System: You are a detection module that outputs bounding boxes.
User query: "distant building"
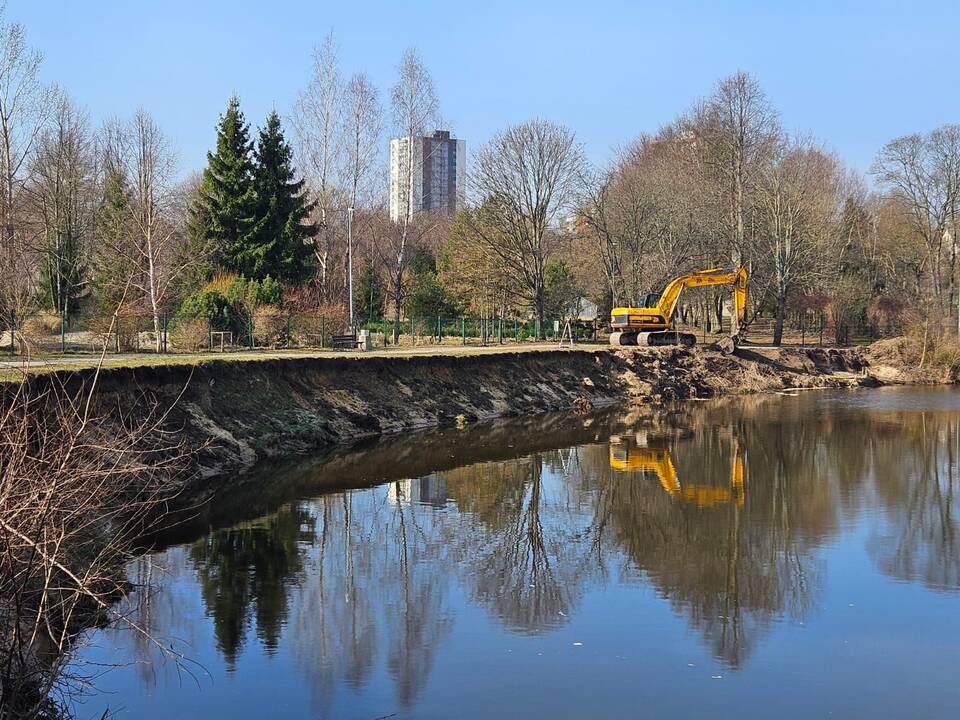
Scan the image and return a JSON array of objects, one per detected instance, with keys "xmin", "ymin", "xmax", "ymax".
[{"xmin": 389, "ymin": 130, "xmax": 465, "ymax": 221}]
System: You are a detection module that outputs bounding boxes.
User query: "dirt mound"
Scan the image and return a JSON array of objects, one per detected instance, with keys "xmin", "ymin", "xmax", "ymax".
[
  {"xmin": 612, "ymin": 345, "xmax": 873, "ymax": 402},
  {"xmin": 863, "ymin": 337, "xmax": 950, "ymax": 384}
]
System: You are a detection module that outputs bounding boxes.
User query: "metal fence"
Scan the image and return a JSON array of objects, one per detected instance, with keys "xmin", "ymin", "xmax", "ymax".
[
  {"xmin": 1, "ymin": 310, "xmax": 598, "ymax": 357},
  {"xmin": 0, "ymin": 307, "xmax": 893, "ymax": 358}
]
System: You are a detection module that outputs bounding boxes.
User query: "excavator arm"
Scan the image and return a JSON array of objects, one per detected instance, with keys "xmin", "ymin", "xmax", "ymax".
[
  {"xmin": 656, "ymin": 267, "xmax": 748, "ymax": 326},
  {"xmin": 609, "ymin": 440, "xmax": 746, "ymax": 508}
]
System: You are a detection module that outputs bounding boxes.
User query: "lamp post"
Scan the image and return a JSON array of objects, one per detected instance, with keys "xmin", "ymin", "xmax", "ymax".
[{"xmin": 347, "ymin": 206, "xmax": 355, "ymax": 332}]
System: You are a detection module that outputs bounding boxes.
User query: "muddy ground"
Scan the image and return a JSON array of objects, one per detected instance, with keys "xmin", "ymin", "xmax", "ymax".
[{"xmin": 3, "ymin": 342, "xmax": 942, "ymax": 483}]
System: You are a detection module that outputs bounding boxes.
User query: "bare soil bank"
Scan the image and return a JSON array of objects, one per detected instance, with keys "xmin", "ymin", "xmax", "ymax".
[{"xmin": 5, "ymin": 343, "xmax": 936, "ymax": 481}]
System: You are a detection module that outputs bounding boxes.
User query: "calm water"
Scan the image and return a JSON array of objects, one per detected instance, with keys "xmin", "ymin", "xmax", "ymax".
[{"xmin": 72, "ymin": 388, "xmax": 960, "ymax": 719}]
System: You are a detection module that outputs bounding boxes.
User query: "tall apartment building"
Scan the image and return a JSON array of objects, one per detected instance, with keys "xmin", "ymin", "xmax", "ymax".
[{"xmin": 389, "ymin": 130, "xmax": 465, "ymax": 222}]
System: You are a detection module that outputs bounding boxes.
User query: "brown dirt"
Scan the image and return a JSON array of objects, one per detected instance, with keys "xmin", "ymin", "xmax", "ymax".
[{"xmin": 1, "ymin": 341, "xmax": 940, "ymax": 485}]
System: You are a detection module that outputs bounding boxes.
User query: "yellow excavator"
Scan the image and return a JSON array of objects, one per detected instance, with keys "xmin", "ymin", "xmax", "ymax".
[
  {"xmin": 609, "ymin": 435, "xmax": 745, "ymax": 508},
  {"xmin": 609, "ymin": 267, "xmax": 748, "ymax": 348}
]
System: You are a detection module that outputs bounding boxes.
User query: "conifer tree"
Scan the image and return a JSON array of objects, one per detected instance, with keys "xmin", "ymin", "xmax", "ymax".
[
  {"xmin": 187, "ymin": 96, "xmax": 256, "ymax": 277},
  {"xmin": 92, "ymin": 166, "xmax": 137, "ymax": 312},
  {"xmin": 248, "ymin": 111, "xmax": 316, "ymax": 283}
]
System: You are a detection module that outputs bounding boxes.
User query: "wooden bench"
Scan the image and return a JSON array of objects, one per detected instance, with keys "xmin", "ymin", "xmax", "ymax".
[{"xmin": 331, "ymin": 333, "xmax": 357, "ymax": 350}]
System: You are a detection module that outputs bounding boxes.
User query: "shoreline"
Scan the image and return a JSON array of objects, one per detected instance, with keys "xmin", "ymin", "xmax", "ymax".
[{"xmin": 3, "ymin": 342, "xmax": 937, "ymax": 489}]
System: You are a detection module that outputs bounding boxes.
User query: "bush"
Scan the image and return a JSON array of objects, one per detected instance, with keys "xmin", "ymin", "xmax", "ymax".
[
  {"xmin": 17, "ymin": 313, "xmax": 60, "ymax": 353},
  {"xmin": 180, "ymin": 274, "xmax": 284, "ymax": 337},
  {"xmin": 180, "ymin": 289, "xmax": 233, "ymax": 326},
  {"xmin": 253, "ymin": 306, "xmax": 287, "ymax": 347},
  {"xmin": 866, "ymin": 295, "xmax": 913, "ymax": 335},
  {"xmin": 170, "ymin": 317, "xmax": 209, "ymax": 351}
]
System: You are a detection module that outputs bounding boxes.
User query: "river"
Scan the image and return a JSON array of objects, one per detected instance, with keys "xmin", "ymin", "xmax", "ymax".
[{"xmin": 70, "ymin": 387, "xmax": 960, "ymax": 719}]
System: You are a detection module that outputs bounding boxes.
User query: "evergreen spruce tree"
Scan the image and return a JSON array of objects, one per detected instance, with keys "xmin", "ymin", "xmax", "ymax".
[
  {"xmin": 187, "ymin": 96, "xmax": 257, "ymax": 277},
  {"xmin": 248, "ymin": 111, "xmax": 316, "ymax": 283},
  {"xmin": 92, "ymin": 167, "xmax": 137, "ymax": 312}
]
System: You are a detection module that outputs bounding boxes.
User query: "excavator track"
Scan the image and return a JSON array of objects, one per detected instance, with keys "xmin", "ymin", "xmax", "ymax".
[{"xmin": 610, "ymin": 331, "xmax": 696, "ymax": 347}]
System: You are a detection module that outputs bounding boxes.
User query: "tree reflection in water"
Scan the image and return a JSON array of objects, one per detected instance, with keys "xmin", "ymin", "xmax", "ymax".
[
  {"xmin": 112, "ymin": 389, "xmax": 960, "ymax": 713},
  {"xmin": 445, "ymin": 452, "xmax": 600, "ymax": 634},
  {"xmin": 868, "ymin": 412, "xmax": 960, "ymax": 589},
  {"xmin": 189, "ymin": 504, "xmax": 316, "ymax": 667}
]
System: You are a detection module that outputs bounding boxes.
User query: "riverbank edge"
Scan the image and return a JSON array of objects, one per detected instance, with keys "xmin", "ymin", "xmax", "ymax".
[{"xmin": 3, "ymin": 342, "xmax": 936, "ymax": 490}]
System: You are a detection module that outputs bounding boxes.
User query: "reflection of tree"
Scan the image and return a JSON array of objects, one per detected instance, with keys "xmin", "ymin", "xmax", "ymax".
[
  {"xmin": 446, "ymin": 454, "xmax": 599, "ymax": 634},
  {"xmin": 591, "ymin": 414, "xmax": 831, "ymax": 667},
  {"xmin": 869, "ymin": 413, "xmax": 960, "ymax": 589},
  {"xmin": 284, "ymin": 480, "xmax": 457, "ymax": 715},
  {"xmin": 384, "ymin": 485, "xmax": 453, "ymax": 707},
  {"xmin": 188, "ymin": 504, "xmax": 315, "ymax": 667}
]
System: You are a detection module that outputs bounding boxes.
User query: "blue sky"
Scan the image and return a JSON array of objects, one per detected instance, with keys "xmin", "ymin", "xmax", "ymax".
[{"xmin": 10, "ymin": 0, "xmax": 959, "ymax": 179}]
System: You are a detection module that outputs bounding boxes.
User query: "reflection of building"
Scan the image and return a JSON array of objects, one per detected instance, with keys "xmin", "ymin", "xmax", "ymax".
[
  {"xmin": 386, "ymin": 475, "xmax": 448, "ymax": 507},
  {"xmin": 389, "ymin": 130, "xmax": 466, "ymax": 221}
]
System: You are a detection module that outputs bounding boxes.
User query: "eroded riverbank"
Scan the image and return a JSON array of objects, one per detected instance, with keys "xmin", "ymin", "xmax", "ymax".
[{"xmin": 1, "ymin": 342, "xmax": 941, "ymax": 484}]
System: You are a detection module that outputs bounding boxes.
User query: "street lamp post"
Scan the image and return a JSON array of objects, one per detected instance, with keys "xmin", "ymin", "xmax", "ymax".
[{"xmin": 347, "ymin": 206, "xmax": 355, "ymax": 333}]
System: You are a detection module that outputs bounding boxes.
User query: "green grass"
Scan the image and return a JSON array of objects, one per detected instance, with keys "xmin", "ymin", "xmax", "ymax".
[{"xmin": 0, "ymin": 343, "xmax": 608, "ymax": 382}]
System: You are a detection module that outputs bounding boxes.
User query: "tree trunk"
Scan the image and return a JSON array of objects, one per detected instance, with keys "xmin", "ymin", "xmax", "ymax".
[
  {"xmin": 146, "ymin": 232, "xmax": 161, "ymax": 352},
  {"xmin": 392, "ymin": 272, "xmax": 402, "ymax": 345},
  {"xmin": 535, "ymin": 285, "xmax": 546, "ymax": 340},
  {"xmin": 772, "ymin": 293, "xmax": 786, "ymax": 346}
]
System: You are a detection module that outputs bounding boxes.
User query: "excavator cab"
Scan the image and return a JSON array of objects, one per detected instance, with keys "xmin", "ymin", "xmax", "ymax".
[{"xmin": 639, "ymin": 291, "xmax": 660, "ymax": 309}]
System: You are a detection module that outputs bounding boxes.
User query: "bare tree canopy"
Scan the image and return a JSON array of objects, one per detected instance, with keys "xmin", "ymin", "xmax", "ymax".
[
  {"xmin": 465, "ymin": 119, "xmax": 586, "ymax": 335},
  {"xmin": 872, "ymin": 125, "xmax": 960, "ymax": 309},
  {"xmin": 0, "ymin": 7, "xmax": 56, "ymax": 316}
]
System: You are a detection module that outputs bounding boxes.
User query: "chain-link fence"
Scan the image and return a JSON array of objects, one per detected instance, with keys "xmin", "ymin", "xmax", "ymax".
[
  {"xmin": 1, "ymin": 310, "xmax": 601, "ymax": 357},
  {"xmin": 1, "ymin": 306, "xmax": 895, "ymax": 359},
  {"xmin": 673, "ymin": 312, "xmax": 896, "ymax": 348}
]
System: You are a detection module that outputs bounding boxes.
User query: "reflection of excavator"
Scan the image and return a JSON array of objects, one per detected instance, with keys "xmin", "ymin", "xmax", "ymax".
[
  {"xmin": 609, "ymin": 435, "xmax": 745, "ymax": 508},
  {"xmin": 609, "ymin": 267, "xmax": 748, "ymax": 348}
]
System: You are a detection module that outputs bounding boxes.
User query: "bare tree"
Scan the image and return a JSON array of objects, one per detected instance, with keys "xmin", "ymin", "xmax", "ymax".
[
  {"xmin": 384, "ymin": 47, "xmax": 439, "ymax": 342},
  {"xmin": 101, "ymin": 111, "xmax": 187, "ymax": 350},
  {"xmin": 0, "ymin": 371, "xmax": 190, "ymax": 719},
  {"xmin": 468, "ymin": 119, "xmax": 586, "ymax": 336},
  {"xmin": 26, "ymin": 96, "xmax": 96, "ymax": 323},
  {"xmin": 756, "ymin": 137, "xmax": 842, "ymax": 344},
  {"xmin": 364, "ymin": 209, "xmax": 443, "ymax": 344},
  {"xmin": 390, "ymin": 48, "xmax": 438, "ymax": 222},
  {"xmin": 294, "ymin": 31, "xmax": 344, "ymax": 300},
  {"xmin": 872, "ymin": 125, "xmax": 960, "ymax": 321},
  {"xmin": 0, "ymin": 8, "xmax": 56, "ymax": 320},
  {"xmin": 339, "ymin": 72, "xmax": 382, "ymax": 208},
  {"xmin": 698, "ymin": 71, "xmax": 780, "ymax": 262},
  {"xmin": 693, "ymin": 72, "xmax": 779, "ymax": 332}
]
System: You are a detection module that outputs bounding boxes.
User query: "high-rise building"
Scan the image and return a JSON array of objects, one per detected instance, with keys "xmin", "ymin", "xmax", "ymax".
[{"xmin": 389, "ymin": 130, "xmax": 465, "ymax": 221}]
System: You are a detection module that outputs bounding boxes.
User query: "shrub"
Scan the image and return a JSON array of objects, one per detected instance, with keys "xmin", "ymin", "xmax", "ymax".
[
  {"xmin": 180, "ymin": 274, "xmax": 284, "ymax": 338},
  {"xmin": 866, "ymin": 295, "xmax": 913, "ymax": 335},
  {"xmin": 170, "ymin": 317, "xmax": 209, "ymax": 351},
  {"xmin": 253, "ymin": 306, "xmax": 287, "ymax": 347},
  {"xmin": 179, "ymin": 289, "xmax": 232, "ymax": 327},
  {"xmin": 17, "ymin": 313, "xmax": 60, "ymax": 353}
]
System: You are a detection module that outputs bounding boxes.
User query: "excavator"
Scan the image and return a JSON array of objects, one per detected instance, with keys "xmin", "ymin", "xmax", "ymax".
[
  {"xmin": 609, "ymin": 267, "xmax": 748, "ymax": 348},
  {"xmin": 609, "ymin": 434, "xmax": 745, "ymax": 508}
]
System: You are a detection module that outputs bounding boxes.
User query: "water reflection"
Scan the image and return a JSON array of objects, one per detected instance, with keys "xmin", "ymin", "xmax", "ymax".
[
  {"xmin": 190, "ymin": 505, "xmax": 316, "ymax": 666},
  {"xmin": 85, "ymin": 389, "xmax": 960, "ymax": 719},
  {"xmin": 596, "ymin": 412, "xmax": 822, "ymax": 667}
]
